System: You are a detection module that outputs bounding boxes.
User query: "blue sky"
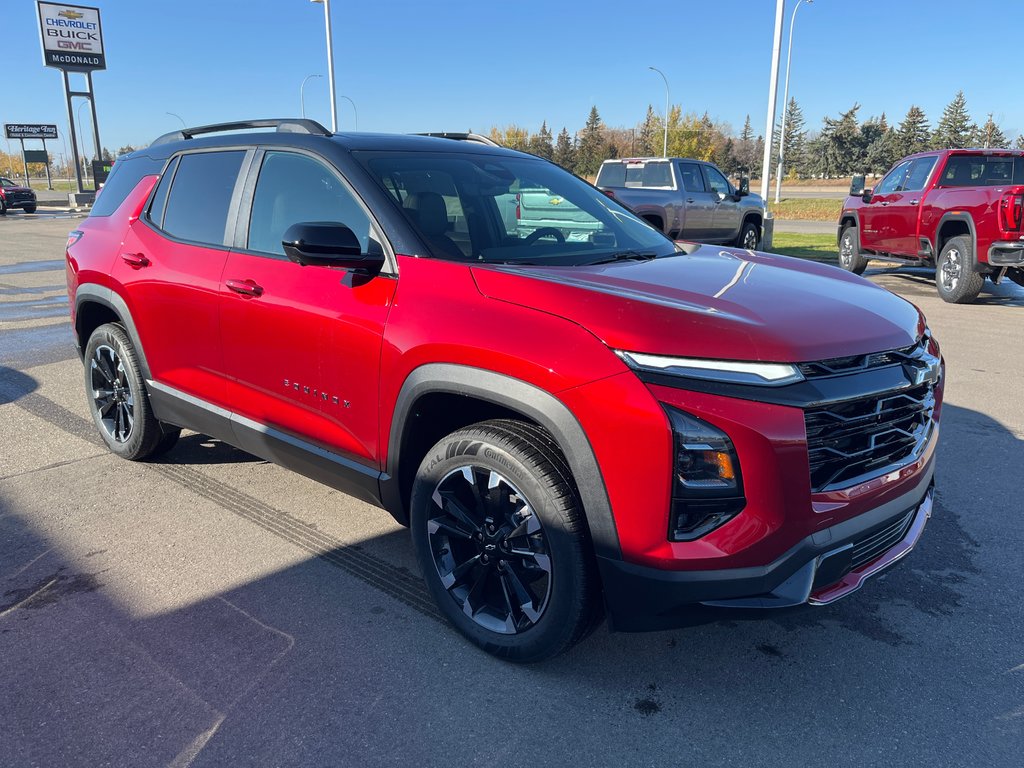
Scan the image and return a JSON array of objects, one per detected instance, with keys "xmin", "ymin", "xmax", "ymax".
[{"xmin": 2, "ymin": 0, "xmax": 1019, "ymax": 159}]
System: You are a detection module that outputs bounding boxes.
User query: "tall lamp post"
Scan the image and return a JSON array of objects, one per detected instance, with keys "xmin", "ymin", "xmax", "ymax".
[
  {"xmin": 760, "ymin": 0, "xmax": 785, "ymax": 201},
  {"xmin": 338, "ymin": 95, "xmax": 358, "ymax": 130},
  {"xmin": 773, "ymin": 0, "xmax": 813, "ymax": 204},
  {"xmin": 648, "ymin": 66, "xmax": 670, "ymax": 157},
  {"xmin": 300, "ymin": 74, "xmax": 323, "ymax": 118},
  {"xmin": 310, "ymin": 0, "xmax": 338, "ymax": 132}
]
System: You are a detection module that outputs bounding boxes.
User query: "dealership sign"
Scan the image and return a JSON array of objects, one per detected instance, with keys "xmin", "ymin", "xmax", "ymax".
[
  {"xmin": 5, "ymin": 124, "xmax": 59, "ymax": 140},
  {"xmin": 37, "ymin": 2, "xmax": 105, "ymax": 71}
]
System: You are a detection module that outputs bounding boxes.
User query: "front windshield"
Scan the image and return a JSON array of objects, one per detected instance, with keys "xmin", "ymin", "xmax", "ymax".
[
  {"xmin": 0, "ymin": 178, "xmax": 15, "ymax": 187},
  {"xmin": 355, "ymin": 151, "xmax": 676, "ymax": 265}
]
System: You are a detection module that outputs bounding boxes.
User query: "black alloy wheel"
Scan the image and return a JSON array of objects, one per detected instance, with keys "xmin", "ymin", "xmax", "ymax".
[
  {"xmin": 411, "ymin": 420, "xmax": 601, "ymax": 662},
  {"xmin": 90, "ymin": 342, "xmax": 135, "ymax": 444},
  {"xmin": 426, "ymin": 465, "xmax": 552, "ymax": 635}
]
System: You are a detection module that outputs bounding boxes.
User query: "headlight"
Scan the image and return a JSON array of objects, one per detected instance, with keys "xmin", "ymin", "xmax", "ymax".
[
  {"xmin": 617, "ymin": 350, "xmax": 803, "ymax": 387},
  {"xmin": 665, "ymin": 407, "xmax": 745, "ymax": 541}
]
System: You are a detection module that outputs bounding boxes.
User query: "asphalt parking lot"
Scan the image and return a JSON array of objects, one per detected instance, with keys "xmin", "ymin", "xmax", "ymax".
[{"xmin": 1, "ymin": 216, "xmax": 1021, "ymax": 767}]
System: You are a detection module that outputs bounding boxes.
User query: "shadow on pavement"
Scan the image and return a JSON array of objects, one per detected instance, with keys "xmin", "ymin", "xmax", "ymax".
[
  {"xmin": 0, "ymin": 403, "xmax": 1021, "ymax": 766},
  {"xmin": 0, "ymin": 366, "xmax": 38, "ymax": 405}
]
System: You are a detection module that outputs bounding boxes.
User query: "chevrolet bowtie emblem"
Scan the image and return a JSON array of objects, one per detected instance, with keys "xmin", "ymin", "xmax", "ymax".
[
  {"xmin": 549, "ymin": 197, "xmax": 562, "ymax": 205},
  {"xmin": 902, "ymin": 353, "xmax": 940, "ymax": 387},
  {"xmin": 58, "ymin": 9, "xmax": 85, "ymax": 19}
]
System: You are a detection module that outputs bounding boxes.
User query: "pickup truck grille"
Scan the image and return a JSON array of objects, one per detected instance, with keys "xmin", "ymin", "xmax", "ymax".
[{"xmin": 804, "ymin": 382, "xmax": 936, "ymax": 492}]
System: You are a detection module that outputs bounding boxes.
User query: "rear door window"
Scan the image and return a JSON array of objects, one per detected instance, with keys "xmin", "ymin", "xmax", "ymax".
[
  {"xmin": 641, "ymin": 162, "xmax": 673, "ymax": 188},
  {"xmin": 161, "ymin": 151, "xmax": 245, "ymax": 246},
  {"xmin": 939, "ymin": 155, "xmax": 1019, "ymax": 187},
  {"xmin": 677, "ymin": 163, "xmax": 706, "ymax": 192}
]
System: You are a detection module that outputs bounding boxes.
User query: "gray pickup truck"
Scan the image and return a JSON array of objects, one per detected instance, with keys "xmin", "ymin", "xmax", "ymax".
[{"xmin": 595, "ymin": 158, "xmax": 772, "ymax": 250}]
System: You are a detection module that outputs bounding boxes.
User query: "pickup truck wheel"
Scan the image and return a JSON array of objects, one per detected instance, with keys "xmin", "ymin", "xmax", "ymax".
[
  {"xmin": 738, "ymin": 221, "xmax": 760, "ymax": 250},
  {"xmin": 838, "ymin": 225, "xmax": 868, "ymax": 275},
  {"xmin": 410, "ymin": 419, "xmax": 600, "ymax": 663},
  {"xmin": 936, "ymin": 235, "xmax": 984, "ymax": 304},
  {"xmin": 84, "ymin": 323, "xmax": 177, "ymax": 461}
]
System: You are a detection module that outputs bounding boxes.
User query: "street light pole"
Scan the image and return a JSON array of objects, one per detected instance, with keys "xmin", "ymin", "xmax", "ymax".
[
  {"xmin": 338, "ymin": 95, "xmax": 358, "ymax": 130},
  {"xmin": 301, "ymin": 74, "xmax": 323, "ymax": 118},
  {"xmin": 311, "ymin": 0, "xmax": 338, "ymax": 132},
  {"xmin": 648, "ymin": 66, "xmax": 670, "ymax": 157},
  {"xmin": 774, "ymin": 0, "xmax": 812, "ymax": 204},
  {"xmin": 760, "ymin": 0, "xmax": 785, "ymax": 201}
]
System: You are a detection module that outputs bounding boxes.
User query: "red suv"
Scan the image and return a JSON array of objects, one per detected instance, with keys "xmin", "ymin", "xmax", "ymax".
[
  {"xmin": 66, "ymin": 120, "xmax": 942, "ymax": 661},
  {"xmin": 838, "ymin": 149, "xmax": 1024, "ymax": 302}
]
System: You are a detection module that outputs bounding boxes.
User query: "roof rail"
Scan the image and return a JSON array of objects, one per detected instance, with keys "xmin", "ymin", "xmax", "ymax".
[
  {"xmin": 414, "ymin": 132, "xmax": 501, "ymax": 147},
  {"xmin": 150, "ymin": 118, "xmax": 331, "ymax": 147}
]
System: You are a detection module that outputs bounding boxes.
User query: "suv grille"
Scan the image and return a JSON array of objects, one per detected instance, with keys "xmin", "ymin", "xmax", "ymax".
[
  {"xmin": 804, "ymin": 383, "xmax": 936, "ymax": 492},
  {"xmin": 798, "ymin": 341, "xmax": 920, "ymax": 378}
]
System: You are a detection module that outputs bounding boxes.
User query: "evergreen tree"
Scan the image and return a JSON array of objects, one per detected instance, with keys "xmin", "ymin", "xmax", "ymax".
[
  {"xmin": 736, "ymin": 114, "xmax": 759, "ymax": 173},
  {"xmin": 1016, "ymin": 134, "xmax": 1024, "ymax": 150},
  {"xmin": 975, "ymin": 114, "xmax": 1008, "ymax": 148},
  {"xmin": 865, "ymin": 127, "xmax": 899, "ymax": 175},
  {"xmin": 715, "ymin": 137, "xmax": 739, "ymax": 175},
  {"xmin": 637, "ymin": 105, "xmax": 659, "ymax": 156},
  {"xmin": 895, "ymin": 105, "xmax": 931, "ymax": 157},
  {"xmin": 553, "ymin": 127, "xmax": 576, "ymax": 172},
  {"xmin": 780, "ymin": 98, "xmax": 807, "ymax": 177},
  {"xmin": 932, "ymin": 91, "xmax": 975, "ymax": 149},
  {"xmin": 575, "ymin": 106, "xmax": 607, "ymax": 177},
  {"xmin": 813, "ymin": 104, "xmax": 862, "ymax": 177},
  {"xmin": 528, "ymin": 121, "xmax": 554, "ymax": 160}
]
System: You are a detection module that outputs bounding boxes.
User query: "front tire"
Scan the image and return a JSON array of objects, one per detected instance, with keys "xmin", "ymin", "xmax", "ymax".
[
  {"xmin": 410, "ymin": 419, "xmax": 601, "ymax": 663},
  {"xmin": 23, "ymin": 204, "xmax": 37, "ymax": 214},
  {"xmin": 936, "ymin": 235, "xmax": 984, "ymax": 304},
  {"xmin": 84, "ymin": 323, "xmax": 179, "ymax": 460},
  {"xmin": 737, "ymin": 220, "xmax": 760, "ymax": 250},
  {"xmin": 838, "ymin": 224, "xmax": 868, "ymax": 274}
]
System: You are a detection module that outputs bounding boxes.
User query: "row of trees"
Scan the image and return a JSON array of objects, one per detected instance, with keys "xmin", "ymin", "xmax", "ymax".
[
  {"xmin": 488, "ymin": 91, "xmax": 1022, "ymax": 180},
  {"xmin": 0, "ymin": 145, "xmax": 135, "ymax": 183}
]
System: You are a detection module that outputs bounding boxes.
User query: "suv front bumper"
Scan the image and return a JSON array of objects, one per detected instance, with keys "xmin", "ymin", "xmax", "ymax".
[{"xmin": 598, "ymin": 464, "xmax": 934, "ymax": 632}]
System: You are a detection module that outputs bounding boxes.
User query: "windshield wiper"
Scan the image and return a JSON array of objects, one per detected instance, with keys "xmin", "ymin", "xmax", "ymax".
[{"xmin": 585, "ymin": 251, "xmax": 659, "ymax": 265}]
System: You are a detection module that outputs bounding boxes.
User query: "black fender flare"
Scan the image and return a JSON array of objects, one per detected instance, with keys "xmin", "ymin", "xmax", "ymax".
[
  {"xmin": 383, "ymin": 363, "xmax": 622, "ymax": 561},
  {"xmin": 934, "ymin": 212, "xmax": 981, "ymax": 272},
  {"xmin": 74, "ymin": 284, "xmax": 152, "ymax": 380},
  {"xmin": 837, "ymin": 210, "xmax": 860, "ymax": 248}
]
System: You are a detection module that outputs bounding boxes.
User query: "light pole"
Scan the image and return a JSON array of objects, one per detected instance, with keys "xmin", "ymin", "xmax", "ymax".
[
  {"xmin": 760, "ymin": 0, "xmax": 785, "ymax": 201},
  {"xmin": 648, "ymin": 66, "xmax": 670, "ymax": 157},
  {"xmin": 310, "ymin": 0, "xmax": 338, "ymax": 132},
  {"xmin": 166, "ymin": 112, "xmax": 186, "ymax": 129},
  {"xmin": 301, "ymin": 74, "xmax": 323, "ymax": 118},
  {"xmin": 339, "ymin": 95, "xmax": 358, "ymax": 130},
  {"xmin": 77, "ymin": 100, "xmax": 92, "ymax": 185},
  {"xmin": 773, "ymin": 0, "xmax": 813, "ymax": 204}
]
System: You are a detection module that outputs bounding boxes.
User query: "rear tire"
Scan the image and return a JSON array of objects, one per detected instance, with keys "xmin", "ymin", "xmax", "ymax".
[
  {"xmin": 936, "ymin": 235, "xmax": 984, "ymax": 304},
  {"xmin": 83, "ymin": 323, "xmax": 177, "ymax": 461},
  {"xmin": 410, "ymin": 419, "xmax": 601, "ymax": 663},
  {"xmin": 838, "ymin": 224, "xmax": 868, "ymax": 274}
]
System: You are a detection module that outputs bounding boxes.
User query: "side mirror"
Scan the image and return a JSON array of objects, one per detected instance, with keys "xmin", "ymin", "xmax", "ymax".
[
  {"xmin": 281, "ymin": 222, "xmax": 384, "ymax": 272},
  {"xmin": 737, "ymin": 176, "xmax": 750, "ymax": 196},
  {"xmin": 850, "ymin": 175, "xmax": 866, "ymax": 196}
]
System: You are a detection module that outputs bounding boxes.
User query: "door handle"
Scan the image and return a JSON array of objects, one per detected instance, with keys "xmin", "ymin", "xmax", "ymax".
[
  {"xmin": 226, "ymin": 278, "xmax": 264, "ymax": 298},
  {"xmin": 880, "ymin": 201, "xmax": 889, "ymax": 206},
  {"xmin": 686, "ymin": 198, "xmax": 695, "ymax": 203},
  {"xmin": 120, "ymin": 252, "xmax": 150, "ymax": 268},
  {"xmin": 909, "ymin": 199, "xmax": 920, "ymax": 206}
]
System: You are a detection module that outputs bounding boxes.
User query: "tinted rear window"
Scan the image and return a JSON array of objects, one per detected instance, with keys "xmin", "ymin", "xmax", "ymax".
[
  {"xmin": 162, "ymin": 151, "xmax": 245, "ymax": 245},
  {"xmin": 940, "ymin": 155, "xmax": 1023, "ymax": 187},
  {"xmin": 596, "ymin": 163, "xmax": 626, "ymax": 187},
  {"xmin": 90, "ymin": 155, "xmax": 165, "ymax": 217}
]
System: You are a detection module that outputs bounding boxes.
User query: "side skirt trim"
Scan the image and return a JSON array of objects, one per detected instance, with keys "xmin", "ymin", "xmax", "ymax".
[{"xmin": 147, "ymin": 380, "xmax": 385, "ymax": 508}]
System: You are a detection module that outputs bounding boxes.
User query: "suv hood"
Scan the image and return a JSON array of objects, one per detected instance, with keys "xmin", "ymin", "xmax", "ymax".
[{"xmin": 472, "ymin": 245, "xmax": 924, "ymax": 363}]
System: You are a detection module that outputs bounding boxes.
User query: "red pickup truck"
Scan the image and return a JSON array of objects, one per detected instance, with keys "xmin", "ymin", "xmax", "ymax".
[{"xmin": 838, "ymin": 149, "xmax": 1024, "ymax": 303}]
